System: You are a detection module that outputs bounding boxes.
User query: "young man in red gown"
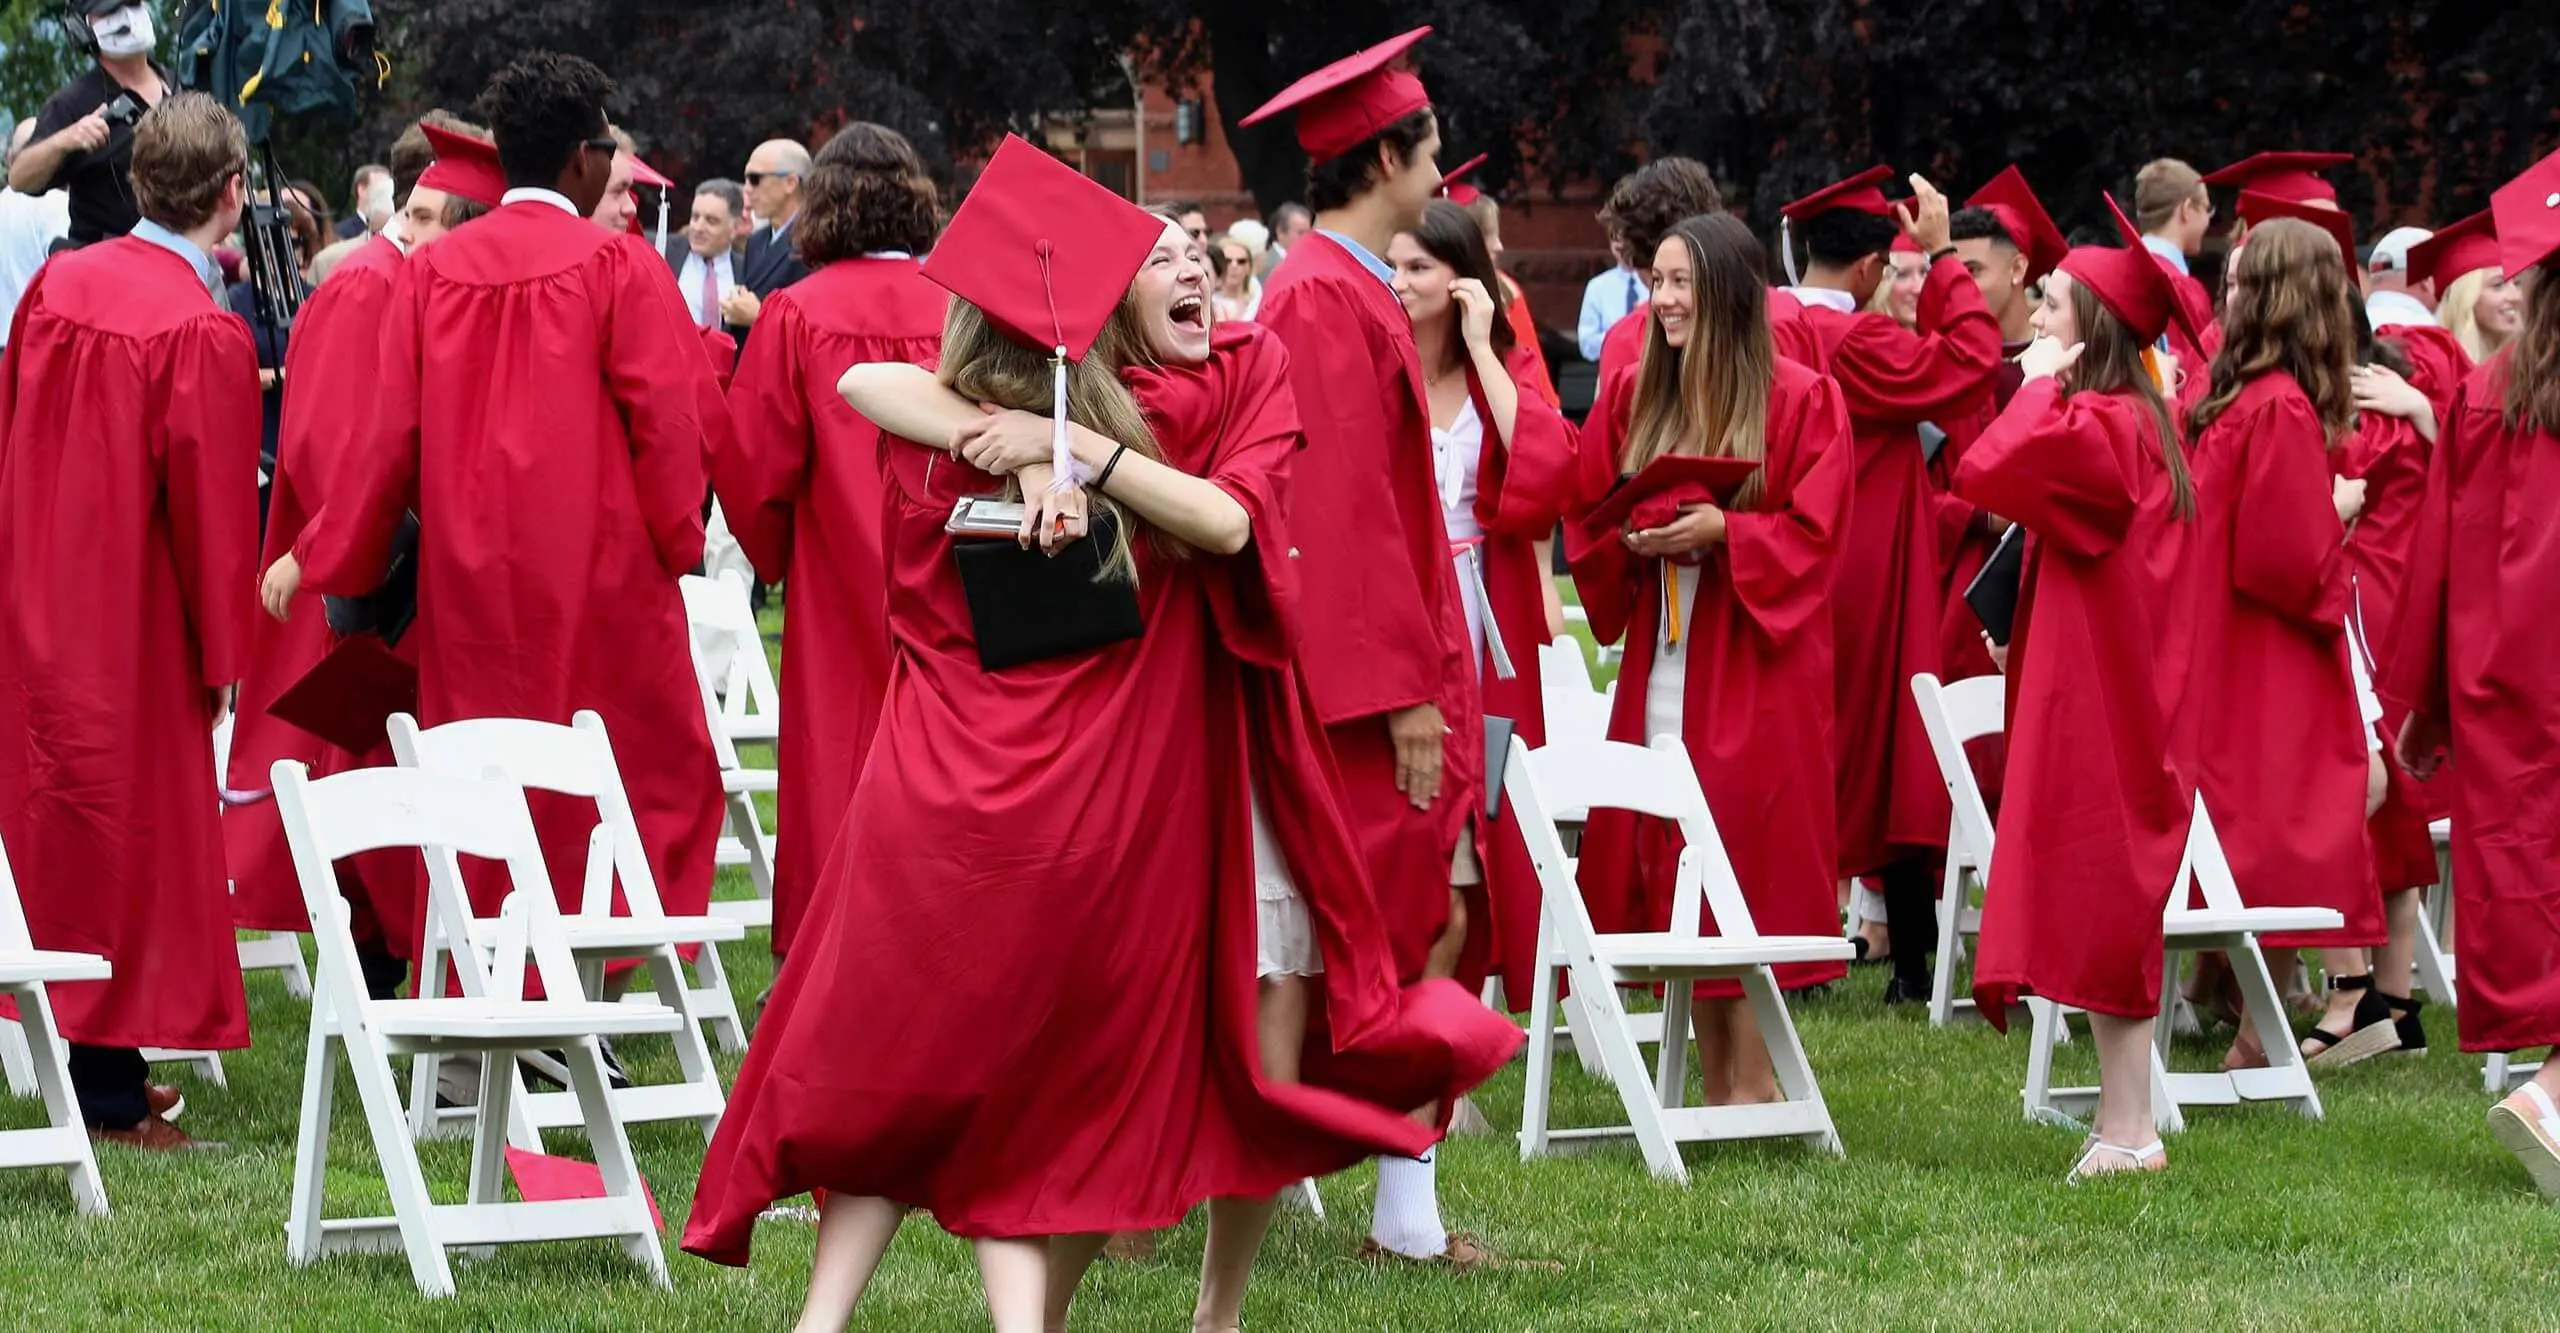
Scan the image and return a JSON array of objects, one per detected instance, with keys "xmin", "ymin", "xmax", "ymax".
[
  {"xmin": 271, "ymin": 53, "xmax": 727, "ymax": 952},
  {"xmin": 1771, "ymin": 168, "xmax": 2003, "ymax": 1003},
  {"xmin": 1244, "ymin": 28, "xmax": 1538, "ymax": 1270},
  {"xmin": 0, "ymin": 93, "xmax": 260, "ymax": 1148}
]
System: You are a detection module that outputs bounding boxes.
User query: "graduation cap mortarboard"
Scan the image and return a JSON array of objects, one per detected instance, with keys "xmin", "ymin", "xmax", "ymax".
[
  {"xmin": 417, "ymin": 123, "xmax": 504, "ymax": 209},
  {"xmin": 1779, "ymin": 166, "xmax": 1898, "ymax": 222},
  {"xmin": 2057, "ymin": 194, "xmax": 2198, "ymax": 350},
  {"xmin": 627, "ymin": 155, "xmax": 673, "ymax": 189},
  {"xmin": 268, "ymin": 636, "xmax": 420, "ymax": 756},
  {"xmin": 1966, "ymin": 165, "xmax": 2068, "ymax": 286},
  {"xmin": 2407, "ymin": 210, "xmax": 2499, "ymax": 294},
  {"xmin": 1440, "ymin": 153, "xmax": 1487, "ymax": 205},
  {"xmin": 2237, "ymin": 189, "xmax": 2357, "ymax": 263},
  {"xmin": 2203, "ymin": 151, "xmax": 2353, "ymax": 205},
  {"xmin": 2490, "ymin": 146, "xmax": 2560, "ymax": 281},
  {"xmin": 920, "ymin": 134, "xmax": 1170, "ymax": 485},
  {"xmin": 1240, "ymin": 28, "xmax": 1433, "ymax": 164}
]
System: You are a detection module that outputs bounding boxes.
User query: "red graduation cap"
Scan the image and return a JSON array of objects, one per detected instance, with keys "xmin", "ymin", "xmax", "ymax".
[
  {"xmin": 1891, "ymin": 232, "xmax": 1922, "ymax": 254},
  {"xmin": 628, "ymin": 155, "xmax": 673, "ymax": 190},
  {"xmin": 1440, "ymin": 153, "xmax": 1487, "ymax": 205},
  {"xmin": 1779, "ymin": 166, "xmax": 1898, "ymax": 222},
  {"xmin": 1966, "ymin": 165, "xmax": 2067, "ymax": 285},
  {"xmin": 417, "ymin": 123, "xmax": 504, "ymax": 209},
  {"xmin": 2407, "ymin": 210, "xmax": 2499, "ymax": 293},
  {"xmin": 921, "ymin": 135, "xmax": 1166, "ymax": 363},
  {"xmin": 2237, "ymin": 189, "xmax": 2357, "ymax": 261},
  {"xmin": 1240, "ymin": 27, "xmax": 1433, "ymax": 164},
  {"xmin": 2203, "ymin": 151, "xmax": 2354, "ymax": 205},
  {"xmin": 268, "ymin": 635, "xmax": 420, "ymax": 756},
  {"xmin": 2490, "ymin": 145, "xmax": 2560, "ymax": 280},
  {"xmin": 2057, "ymin": 194, "xmax": 2198, "ymax": 350},
  {"xmin": 505, "ymin": 1147, "xmax": 662, "ymax": 1230}
]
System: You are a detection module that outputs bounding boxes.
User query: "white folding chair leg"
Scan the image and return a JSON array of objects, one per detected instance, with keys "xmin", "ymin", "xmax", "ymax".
[
  {"xmin": 4, "ymin": 984, "xmax": 110, "ymax": 1216},
  {"xmin": 238, "ymin": 931, "xmax": 314, "ymax": 1000},
  {"xmin": 1517, "ymin": 907, "xmax": 1561, "ymax": 1161},
  {"xmin": 1742, "ymin": 967, "xmax": 1842, "ymax": 1155},
  {"xmin": 681, "ymin": 937, "xmax": 747, "ymax": 1055},
  {"xmin": 2488, "ymin": 1053, "xmax": 2545, "ymax": 1095},
  {"xmin": 1559, "ymin": 989, "xmax": 1606, "ymax": 1078},
  {"xmin": 286, "ymin": 1007, "xmax": 341, "ymax": 1264},
  {"xmin": 2222, "ymin": 937, "xmax": 2324, "ymax": 1121},
  {"xmin": 1579, "ymin": 966, "xmax": 1691, "ymax": 1182},
  {"xmin": 2416, "ymin": 880, "xmax": 2456, "ymax": 1010},
  {"xmin": 562, "ymin": 1038, "xmax": 671, "ymax": 1285},
  {"xmin": 1927, "ymin": 857, "xmax": 1970, "ymax": 1026},
  {"xmin": 0, "ymin": 1019, "xmax": 33, "ymax": 1097},
  {"xmin": 142, "ymin": 1048, "xmax": 226, "ymax": 1087},
  {"xmin": 1285, "ymin": 1177, "xmax": 1325, "ymax": 1219},
  {"xmin": 1653, "ymin": 983, "xmax": 1694, "ymax": 1112}
]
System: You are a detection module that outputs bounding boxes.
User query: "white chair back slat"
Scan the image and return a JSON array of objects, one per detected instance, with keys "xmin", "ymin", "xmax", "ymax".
[
  {"xmin": 1910, "ymin": 672, "xmax": 2001, "ymax": 868},
  {"xmin": 1537, "ymin": 641, "xmax": 1614, "ymax": 752},
  {"xmin": 2175, "ymin": 793, "xmax": 2243, "ymax": 915},
  {"xmin": 0, "ymin": 826, "xmax": 33, "ymax": 952},
  {"xmin": 388, "ymin": 711, "xmax": 665, "ymax": 920}
]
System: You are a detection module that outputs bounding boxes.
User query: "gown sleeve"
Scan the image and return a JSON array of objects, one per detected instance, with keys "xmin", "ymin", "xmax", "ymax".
[
  {"xmin": 1196, "ymin": 330, "xmax": 1306, "ymax": 669},
  {"xmin": 2381, "ymin": 379, "xmax": 2463, "ymax": 724},
  {"xmin": 1828, "ymin": 256, "xmax": 2004, "ymax": 426},
  {"xmin": 708, "ymin": 290, "xmax": 807, "ymax": 583},
  {"xmin": 600, "ymin": 237, "xmax": 717, "ymax": 577},
  {"xmin": 1951, "ymin": 378, "xmax": 2141, "ymax": 559},
  {"xmin": 2230, "ymin": 393, "xmax": 2352, "ymax": 629},
  {"xmin": 272, "ymin": 267, "xmax": 393, "ymax": 541},
  {"xmin": 1472, "ymin": 348, "xmax": 1578, "ymax": 539},
  {"xmin": 158, "ymin": 313, "xmax": 264, "ymax": 688},
  {"xmin": 297, "ymin": 264, "xmax": 424, "ymax": 596},
  {"xmin": 1724, "ymin": 371, "xmax": 1852, "ymax": 641},
  {"xmin": 1564, "ymin": 372, "xmax": 1639, "ymax": 647}
]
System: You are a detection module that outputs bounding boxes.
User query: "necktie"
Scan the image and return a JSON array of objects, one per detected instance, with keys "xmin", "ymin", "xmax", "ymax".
[
  {"xmin": 1624, "ymin": 269, "xmax": 1639, "ymax": 316},
  {"xmin": 699, "ymin": 259, "xmax": 722, "ymax": 328}
]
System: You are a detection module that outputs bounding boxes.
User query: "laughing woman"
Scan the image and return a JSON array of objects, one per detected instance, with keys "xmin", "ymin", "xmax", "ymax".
[{"xmin": 679, "ymin": 139, "xmax": 1518, "ymax": 1333}]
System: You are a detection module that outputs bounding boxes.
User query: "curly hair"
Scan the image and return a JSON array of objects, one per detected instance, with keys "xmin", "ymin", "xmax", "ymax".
[
  {"xmin": 796, "ymin": 123, "xmax": 939, "ymax": 267},
  {"xmin": 1598, "ymin": 157, "xmax": 1723, "ymax": 273},
  {"xmin": 129, "ymin": 92, "xmax": 247, "ymax": 232},
  {"xmin": 2188, "ymin": 218, "xmax": 2359, "ymax": 444},
  {"xmin": 473, "ymin": 52, "xmax": 615, "ymax": 189}
]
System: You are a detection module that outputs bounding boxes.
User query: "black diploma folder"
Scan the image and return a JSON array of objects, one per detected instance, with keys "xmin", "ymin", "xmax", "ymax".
[
  {"xmin": 953, "ymin": 508, "xmax": 1144, "ymax": 670},
  {"xmin": 1963, "ymin": 524, "xmax": 2025, "ymax": 646}
]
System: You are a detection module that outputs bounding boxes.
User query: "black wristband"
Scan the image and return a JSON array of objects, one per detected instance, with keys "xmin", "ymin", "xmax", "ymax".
[
  {"xmin": 1929, "ymin": 245, "xmax": 1959, "ymax": 265},
  {"xmin": 1094, "ymin": 443, "xmax": 1130, "ymax": 492}
]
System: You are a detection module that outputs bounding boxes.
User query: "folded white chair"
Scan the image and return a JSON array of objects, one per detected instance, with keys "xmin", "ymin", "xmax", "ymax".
[
  {"xmin": 0, "ymin": 827, "xmax": 112, "ymax": 1214},
  {"xmin": 1909, "ymin": 672, "xmax": 2007, "ymax": 1027},
  {"xmin": 2023, "ymin": 794, "xmax": 2340, "ymax": 1133},
  {"xmin": 679, "ymin": 571, "xmax": 778, "ymax": 939},
  {"xmin": 273, "ymin": 760, "xmax": 675, "ymax": 1298},
  {"xmin": 389, "ymin": 711, "xmax": 743, "ymax": 1142},
  {"xmin": 1513, "ymin": 736, "xmax": 1853, "ymax": 1179}
]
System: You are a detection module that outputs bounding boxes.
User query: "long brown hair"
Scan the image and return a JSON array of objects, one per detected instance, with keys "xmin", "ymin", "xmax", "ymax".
[
  {"xmin": 2188, "ymin": 218, "xmax": 2359, "ymax": 445},
  {"xmin": 1405, "ymin": 198, "xmax": 1515, "ymax": 375},
  {"xmin": 2505, "ymin": 263, "xmax": 2560, "ymax": 435},
  {"xmin": 2065, "ymin": 276, "xmax": 2194, "ymax": 519},
  {"xmin": 937, "ymin": 292, "xmax": 1168, "ymax": 581},
  {"xmin": 1621, "ymin": 214, "xmax": 1774, "ymax": 509}
]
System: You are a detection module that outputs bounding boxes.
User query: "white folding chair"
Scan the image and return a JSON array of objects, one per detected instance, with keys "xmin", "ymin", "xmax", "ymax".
[
  {"xmin": 1909, "ymin": 673, "xmax": 2006, "ymax": 1026},
  {"xmin": 390, "ymin": 711, "xmax": 743, "ymax": 1142},
  {"xmin": 273, "ymin": 760, "xmax": 675, "ymax": 1298},
  {"xmin": 680, "ymin": 571, "xmax": 778, "ymax": 936},
  {"xmin": 1538, "ymin": 640, "xmax": 1616, "ymax": 760},
  {"xmin": 2023, "ymin": 794, "xmax": 2340, "ymax": 1132},
  {"xmin": 2420, "ymin": 817, "xmax": 2456, "ymax": 1010},
  {"xmin": 701, "ymin": 499, "xmax": 760, "ymax": 594},
  {"xmin": 1514, "ymin": 736, "xmax": 1854, "ymax": 1179},
  {"xmin": 211, "ymin": 712, "xmax": 318, "ymax": 1002},
  {"xmin": 0, "ymin": 829, "xmax": 112, "ymax": 1215}
]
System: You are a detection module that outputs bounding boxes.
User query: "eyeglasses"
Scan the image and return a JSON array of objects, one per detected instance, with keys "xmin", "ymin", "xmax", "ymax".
[{"xmin": 744, "ymin": 171, "xmax": 798, "ymax": 187}]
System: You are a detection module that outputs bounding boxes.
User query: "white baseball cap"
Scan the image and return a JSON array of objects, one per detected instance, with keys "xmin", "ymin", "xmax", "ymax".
[{"xmin": 2369, "ymin": 225, "xmax": 2433, "ymax": 272}]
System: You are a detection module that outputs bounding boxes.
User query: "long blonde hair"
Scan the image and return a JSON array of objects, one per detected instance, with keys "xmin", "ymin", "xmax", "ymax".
[
  {"xmin": 2439, "ymin": 267, "xmax": 2508, "ymax": 365},
  {"xmin": 938, "ymin": 292, "xmax": 1167, "ymax": 580},
  {"xmin": 1621, "ymin": 214, "xmax": 1774, "ymax": 509}
]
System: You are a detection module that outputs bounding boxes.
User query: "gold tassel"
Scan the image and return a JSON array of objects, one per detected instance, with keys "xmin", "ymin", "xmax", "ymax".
[{"xmin": 1662, "ymin": 568, "xmax": 1682, "ymax": 647}]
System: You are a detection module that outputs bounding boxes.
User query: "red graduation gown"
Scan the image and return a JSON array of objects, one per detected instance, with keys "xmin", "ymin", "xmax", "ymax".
[
  {"xmin": 2166, "ymin": 269, "xmax": 2218, "ymax": 374},
  {"xmin": 2182, "ymin": 373, "xmax": 2378, "ymax": 947},
  {"xmin": 0, "ymin": 239, "xmax": 258, "ymax": 1050},
  {"xmin": 2383, "ymin": 356, "xmax": 2560, "ymax": 1053},
  {"xmin": 1462, "ymin": 345, "xmax": 1578, "ymax": 1008},
  {"xmin": 710, "ymin": 257, "xmax": 943, "ymax": 955},
  {"xmin": 1955, "ymin": 382, "xmax": 2192, "ymax": 1022},
  {"xmin": 297, "ymin": 202, "xmax": 725, "ymax": 928},
  {"xmin": 1775, "ymin": 259, "xmax": 2002, "ymax": 874},
  {"xmin": 1926, "ymin": 356, "xmax": 2028, "ymax": 810},
  {"xmin": 1567, "ymin": 358, "xmax": 1853, "ymax": 992},
  {"xmin": 223, "ymin": 233, "xmax": 421, "ymax": 956},
  {"xmin": 1257, "ymin": 234, "xmax": 1483, "ymax": 984},
  {"xmin": 681, "ymin": 326, "xmax": 1521, "ymax": 1255}
]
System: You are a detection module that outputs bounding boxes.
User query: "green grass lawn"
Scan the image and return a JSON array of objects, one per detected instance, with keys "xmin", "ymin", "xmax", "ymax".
[{"xmin": 4, "ymin": 601, "xmax": 2555, "ymax": 1329}]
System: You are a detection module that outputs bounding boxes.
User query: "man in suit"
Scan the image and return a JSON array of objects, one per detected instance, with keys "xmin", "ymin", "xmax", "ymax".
[
  {"xmin": 334, "ymin": 163, "xmax": 387, "ymax": 240},
  {"xmin": 723, "ymin": 138, "xmax": 811, "ymax": 348},
  {"xmin": 665, "ymin": 177, "xmax": 746, "ymax": 330}
]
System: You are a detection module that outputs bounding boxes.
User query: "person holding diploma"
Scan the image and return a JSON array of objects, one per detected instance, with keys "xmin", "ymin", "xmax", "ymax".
[
  {"xmin": 1386, "ymin": 198, "xmax": 1579, "ymax": 1013},
  {"xmin": 1567, "ymin": 213, "xmax": 1855, "ymax": 1107},
  {"xmin": 1955, "ymin": 198, "xmax": 2203, "ymax": 1178},
  {"xmin": 680, "ymin": 137, "xmax": 1520, "ymax": 1333}
]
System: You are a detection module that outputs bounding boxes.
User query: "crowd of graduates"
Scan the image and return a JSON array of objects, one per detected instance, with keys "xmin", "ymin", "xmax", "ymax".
[{"xmin": 3, "ymin": 24, "xmax": 2560, "ymax": 1333}]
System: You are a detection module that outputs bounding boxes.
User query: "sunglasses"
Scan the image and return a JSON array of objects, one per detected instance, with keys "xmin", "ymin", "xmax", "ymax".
[
  {"xmin": 744, "ymin": 171, "xmax": 798, "ymax": 187},
  {"xmin": 582, "ymin": 137, "xmax": 618, "ymax": 158}
]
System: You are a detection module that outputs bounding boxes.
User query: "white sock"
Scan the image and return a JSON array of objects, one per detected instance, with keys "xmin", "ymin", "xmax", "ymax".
[{"xmin": 1368, "ymin": 1150, "xmax": 1448, "ymax": 1258}]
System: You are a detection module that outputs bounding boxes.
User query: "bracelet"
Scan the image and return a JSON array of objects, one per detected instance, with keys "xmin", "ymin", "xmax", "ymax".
[
  {"xmin": 1094, "ymin": 443, "xmax": 1130, "ymax": 492},
  {"xmin": 1929, "ymin": 245, "xmax": 1959, "ymax": 265}
]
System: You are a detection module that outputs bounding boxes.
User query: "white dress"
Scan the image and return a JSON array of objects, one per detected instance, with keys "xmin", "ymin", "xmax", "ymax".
[{"xmin": 1432, "ymin": 399, "xmax": 1491, "ymax": 672}]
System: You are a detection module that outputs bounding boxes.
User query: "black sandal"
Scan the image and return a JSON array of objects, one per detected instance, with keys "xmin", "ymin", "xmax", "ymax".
[
  {"xmin": 2302, "ymin": 973, "xmax": 2402, "ymax": 1067},
  {"xmin": 2385, "ymin": 992, "xmax": 2428, "ymax": 1055}
]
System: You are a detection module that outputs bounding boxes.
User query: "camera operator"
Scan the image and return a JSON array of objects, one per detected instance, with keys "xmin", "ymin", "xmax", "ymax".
[{"xmin": 8, "ymin": 1, "xmax": 173, "ymax": 249}]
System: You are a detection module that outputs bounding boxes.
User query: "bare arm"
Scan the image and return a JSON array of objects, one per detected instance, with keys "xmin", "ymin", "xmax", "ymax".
[{"xmin": 838, "ymin": 361, "xmax": 979, "ymax": 447}]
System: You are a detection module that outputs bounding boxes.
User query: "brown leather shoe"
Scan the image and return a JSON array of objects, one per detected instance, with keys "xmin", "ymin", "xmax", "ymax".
[
  {"xmin": 89, "ymin": 1113, "xmax": 201, "ymax": 1151},
  {"xmin": 144, "ymin": 1083, "xmax": 185, "ymax": 1122},
  {"xmin": 1357, "ymin": 1232, "xmax": 1562, "ymax": 1273}
]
